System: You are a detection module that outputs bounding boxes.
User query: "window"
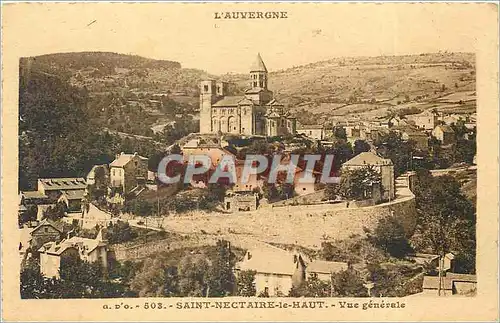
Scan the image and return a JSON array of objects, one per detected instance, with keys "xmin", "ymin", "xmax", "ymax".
[
  {"xmin": 253, "ymin": 82, "xmax": 257, "ymax": 87},
  {"xmin": 44, "ymin": 227, "xmax": 49, "ymax": 233},
  {"xmin": 259, "ymin": 81, "xmax": 263, "ymax": 87},
  {"xmin": 204, "ymin": 85, "xmax": 209, "ymax": 92}
]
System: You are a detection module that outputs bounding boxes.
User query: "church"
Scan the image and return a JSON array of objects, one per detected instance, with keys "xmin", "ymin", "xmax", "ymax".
[{"xmin": 199, "ymin": 54, "xmax": 297, "ymax": 137}]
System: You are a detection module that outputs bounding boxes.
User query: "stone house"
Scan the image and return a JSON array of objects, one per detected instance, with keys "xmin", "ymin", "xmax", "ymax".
[
  {"xmin": 38, "ymin": 230, "xmax": 109, "ymax": 278},
  {"xmin": 37, "ymin": 178, "xmax": 87, "ymax": 201},
  {"xmin": 432, "ymin": 125, "xmax": 456, "ymax": 145},
  {"xmin": 401, "ymin": 129, "xmax": 429, "ymax": 150},
  {"xmin": 421, "ymin": 273, "xmax": 476, "ymax": 296},
  {"xmin": 296, "ymin": 124, "xmax": 325, "ymax": 140},
  {"xmin": 29, "ymin": 219, "xmax": 63, "ymax": 250},
  {"xmin": 342, "ymin": 151, "xmax": 395, "ymax": 201},
  {"xmin": 406, "ymin": 110, "xmax": 439, "ymax": 130},
  {"xmin": 224, "ymin": 190, "xmax": 258, "ymax": 212},
  {"xmin": 109, "ymin": 152, "xmax": 148, "ymax": 193},
  {"xmin": 235, "ymin": 248, "xmax": 307, "ymax": 296}
]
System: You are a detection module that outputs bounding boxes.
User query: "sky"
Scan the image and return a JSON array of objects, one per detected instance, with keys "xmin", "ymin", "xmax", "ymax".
[{"xmin": 3, "ymin": 2, "xmax": 491, "ymax": 74}]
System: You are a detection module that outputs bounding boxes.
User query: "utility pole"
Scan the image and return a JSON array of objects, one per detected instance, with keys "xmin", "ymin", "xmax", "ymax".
[{"xmin": 438, "ymin": 253, "xmax": 443, "ymax": 296}]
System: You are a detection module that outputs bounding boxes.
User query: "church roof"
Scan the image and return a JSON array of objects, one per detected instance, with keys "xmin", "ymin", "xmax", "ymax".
[
  {"xmin": 250, "ymin": 53, "xmax": 268, "ymax": 73},
  {"xmin": 213, "ymin": 96, "xmax": 255, "ymax": 107},
  {"xmin": 212, "ymin": 96, "xmax": 246, "ymax": 107}
]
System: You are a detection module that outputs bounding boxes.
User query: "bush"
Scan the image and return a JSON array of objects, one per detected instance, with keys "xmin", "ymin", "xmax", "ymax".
[{"xmin": 367, "ymin": 217, "xmax": 413, "ymax": 259}]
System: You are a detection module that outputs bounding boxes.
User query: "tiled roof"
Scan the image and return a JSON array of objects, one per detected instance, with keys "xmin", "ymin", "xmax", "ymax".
[
  {"xmin": 437, "ymin": 125, "xmax": 455, "ymax": 133},
  {"xmin": 235, "ymin": 248, "xmax": 304, "ymax": 276},
  {"xmin": 31, "ymin": 218, "xmax": 63, "ymax": 234},
  {"xmin": 343, "ymin": 152, "xmax": 393, "ymax": 166},
  {"xmin": 245, "ymin": 88, "xmax": 264, "ymax": 94},
  {"xmin": 212, "ymin": 96, "xmax": 246, "ymax": 107},
  {"xmin": 110, "ymin": 153, "xmax": 147, "ymax": 167},
  {"xmin": 250, "ymin": 53, "xmax": 268, "ymax": 72},
  {"xmin": 41, "ymin": 236, "xmax": 103, "ymax": 256},
  {"xmin": 21, "ymin": 191, "xmax": 48, "ymax": 199},
  {"xmin": 39, "ymin": 178, "xmax": 87, "ymax": 191},
  {"xmin": 306, "ymin": 260, "xmax": 348, "ymax": 274},
  {"xmin": 297, "ymin": 124, "xmax": 324, "ymax": 130},
  {"xmin": 61, "ymin": 189, "xmax": 86, "ymax": 200},
  {"xmin": 422, "ymin": 273, "xmax": 476, "ymax": 290},
  {"xmin": 422, "ymin": 276, "xmax": 453, "ymax": 290}
]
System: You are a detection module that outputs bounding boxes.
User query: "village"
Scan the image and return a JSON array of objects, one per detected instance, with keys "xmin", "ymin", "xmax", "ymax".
[{"xmin": 19, "ymin": 53, "xmax": 477, "ymax": 299}]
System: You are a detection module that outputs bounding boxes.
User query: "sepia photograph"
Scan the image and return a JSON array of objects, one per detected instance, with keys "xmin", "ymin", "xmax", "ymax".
[{"xmin": 2, "ymin": 2, "xmax": 498, "ymax": 322}]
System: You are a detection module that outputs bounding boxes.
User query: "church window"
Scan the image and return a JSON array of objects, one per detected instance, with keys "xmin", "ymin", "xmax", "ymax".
[
  {"xmin": 204, "ymin": 85, "xmax": 209, "ymax": 92},
  {"xmin": 259, "ymin": 81, "xmax": 263, "ymax": 87},
  {"xmin": 253, "ymin": 82, "xmax": 257, "ymax": 87}
]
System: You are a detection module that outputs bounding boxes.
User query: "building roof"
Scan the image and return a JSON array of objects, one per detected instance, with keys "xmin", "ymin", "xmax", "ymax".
[
  {"xmin": 235, "ymin": 248, "xmax": 304, "ymax": 276},
  {"xmin": 40, "ymin": 235, "xmax": 106, "ymax": 256},
  {"xmin": 245, "ymin": 88, "xmax": 265, "ymax": 94},
  {"xmin": 422, "ymin": 276, "xmax": 453, "ymax": 290},
  {"xmin": 250, "ymin": 53, "xmax": 268, "ymax": 72},
  {"xmin": 436, "ymin": 125, "xmax": 455, "ymax": 133},
  {"xmin": 306, "ymin": 260, "xmax": 348, "ymax": 274},
  {"xmin": 297, "ymin": 124, "xmax": 324, "ymax": 130},
  {"xmin": 38, "ymin": 178, "xmax": 87, "ymax": 191},
  {"xmin": 60, "ymin": 189, "xmax": 86, "ymax": 200},
  {"xmin": 31, "ymin": 218, "xmax": 63, "ymax": 235},
  {"xmin": 422, "ymin": 273, "xmax": 477, "ymax": 290},
  {"xmin": 21, "ymin": 191, "xmax": 48, "ymax": 199},
  {"xmin": 212, "ymin": 96, "xmax": 246, "ymax": 107},
  {"xmin": 343, "ymin": 151, "xmax": 393, "ymax": 167},
  {"xmin": 110, "ymin": 152, "xmax": 147, "ymax": 168}
]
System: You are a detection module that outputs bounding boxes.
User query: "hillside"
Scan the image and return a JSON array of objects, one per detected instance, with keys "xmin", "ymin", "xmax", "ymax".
[
  {"xmin": 20, "ymin": 51, "xmax": 476, "ymax": 132},
  {"xmin": 226, "ymin": 52, "xmax": 476, "ymax": 124}
]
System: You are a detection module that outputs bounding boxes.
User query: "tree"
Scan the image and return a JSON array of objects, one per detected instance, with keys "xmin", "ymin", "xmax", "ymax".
[
  {"xmin": 106, "ymin": 220, "xmax": 138, "ymax": 244},
  {"xmin": 366, "ymin": 216, "xmax": 413, "ymax": 258},
  {"xmin": 411, "ymin": 170, "xmax": 476, "ymax": 273},
  {"xmin": 333, "ymin": 126, "xmax": 347, "ymax": 140},
  {"xmin": 288, "ymin": 275, "xmax": 331, "ymax": 297},
  {"xmin": 206, "ymin": 240, "xmax": 236, "ymax": 297},
  {"xmin": 236, "ymin": 270, "xmax": 257, "ymax": 296},
  {"xmin": 336, "ymin": 167, "xmax": 382, "ymax": 200},
  {"xmin": 330, "ymin": 268, "xmax": 366, "ymax": 297},
  {"xmin": 374, "ymin": 131, "xmax": 415, "ymax": 176},
  {"xmin": 353, "ymin": 140, "xmax": 371, "ymax": 156},
  {"xmin": 124, "ymin": 198, "xmax": 153, "ymax": 217}
]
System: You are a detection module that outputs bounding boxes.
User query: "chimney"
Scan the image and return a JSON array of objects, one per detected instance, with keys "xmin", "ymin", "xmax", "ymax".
[
  {"xmin": 293, "ymin": 255, "xmax": 298, "ymax": 263},
  {"xmin": 247, "ymin": 251, "xmax": 252, "ymax": 260}
]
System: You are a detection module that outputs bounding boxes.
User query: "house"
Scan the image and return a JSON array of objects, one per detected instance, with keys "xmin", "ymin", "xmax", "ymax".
[
  {"xmin": 109, "ymin": 152, "xmax": 148, "ymax": 193},
  {"xmin": 58, "ymin": 190, "xmax": 86, "ymax": 213},
  {"xmin": 388, "ymin": 116, "xmax": 411, "ymax": 128},
  {"xmin": 421, "ymin": 272, "xmax": 477, "ymax": 296},
  {"xmin": 306, "ymin": 260, "xmax": 348, "ymax": 281},
  {"xmin": 86, "ymin": 164, "xmax": 109, "ymax": 186},
  {"xmin": 432, "ymin": 125, "xmax": 456, "ymax": 145},
  {"xmin": 224, "ymin": 190, "xmax": 258, "ymax": 212},
  {"xmin": 342, "ymin": 151, "xmax": 395, "ymax": 201},
  {"xmin": 38, "ymin": 229, "xmax": 109, "ymax": 278},
  {"xmin": 401, "ymin": 129, "xmax": 429, "ymax": 150},
  {"xmin": 235, "ymin": 248, "xmax": 306, "ymax": 296},
  {"xmin": 37, "ymin": 178, "xmax": 87, "ymax": 200},
  {"xmin": 181, "ymin": 139, "xmax": 236, "ymax": 167},
  {"xmin": 406, "ymin": 110, "xmax": 439, "ymax": 130},
  {"xmin": 296, "ymin": 124, "xmax": 325, "ymax": 140},
  {"xmin": 29, "ymin": 219, "xmax": 63, "ymax": 250}
]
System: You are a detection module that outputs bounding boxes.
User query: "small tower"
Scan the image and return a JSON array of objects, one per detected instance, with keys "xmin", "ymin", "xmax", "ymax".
[
  {"xmin": 200, "ymin": 79, "xmax": 217, "ymax": 133},
  {"xmin": 250, "ymin": 53, "xmax": 268, "ymax": 90}
]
